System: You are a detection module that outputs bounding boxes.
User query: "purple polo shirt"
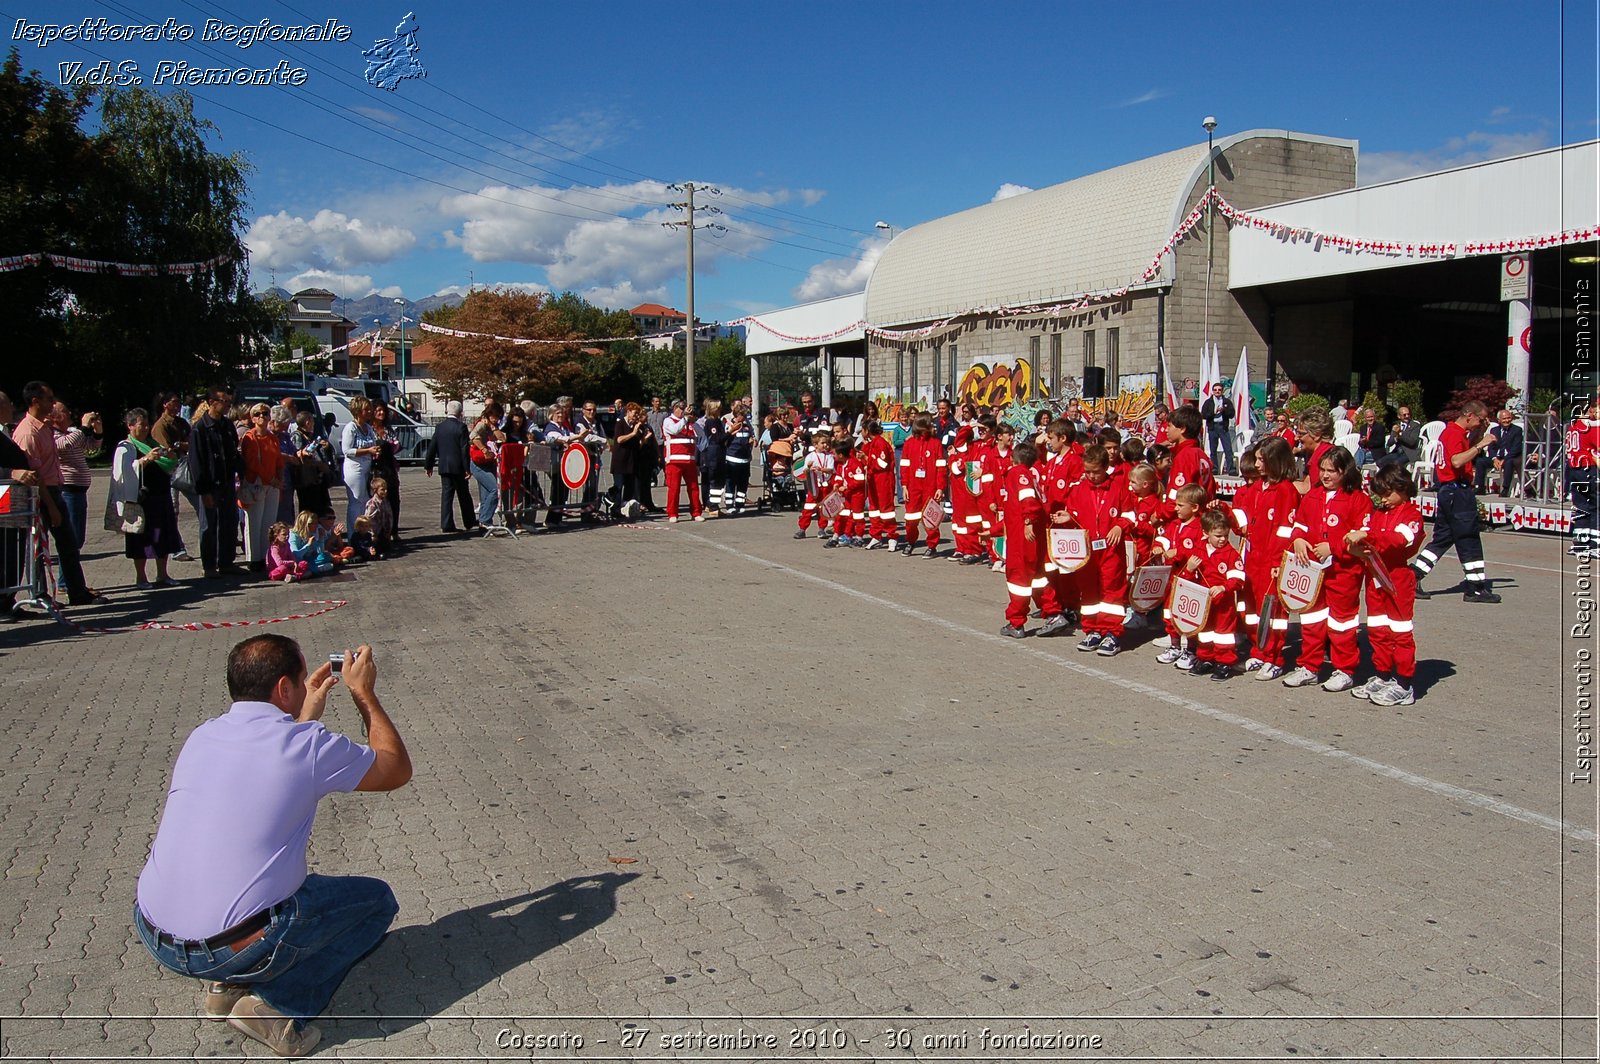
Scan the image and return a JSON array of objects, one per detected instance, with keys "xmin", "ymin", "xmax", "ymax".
[{"xmin": 137, "ymin": 701, "xmax": 374, "ymax": 940}]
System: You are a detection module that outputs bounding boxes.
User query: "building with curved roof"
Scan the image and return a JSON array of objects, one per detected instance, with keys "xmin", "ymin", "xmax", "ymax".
[{"xmin": 862, "ymin": 130, "xmax": 1358, "ymax": 411}]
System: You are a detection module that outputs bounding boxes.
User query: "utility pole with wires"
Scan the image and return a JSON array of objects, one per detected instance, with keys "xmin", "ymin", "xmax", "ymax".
[{"xmin": 663, "ymin": 182, "xmax": 726, "ymax": 409}]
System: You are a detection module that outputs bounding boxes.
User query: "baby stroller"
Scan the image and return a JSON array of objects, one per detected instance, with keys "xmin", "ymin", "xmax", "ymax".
[{"xmin": 764, "ymin": 436, "xmax": 804, "ymax": 512}]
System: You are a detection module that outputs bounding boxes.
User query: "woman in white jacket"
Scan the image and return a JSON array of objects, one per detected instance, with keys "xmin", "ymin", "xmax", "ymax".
[
  {"xmin": 109, "ymin": 408, "xmax": 181, "ymax": 589},
  {"xmin": 340, "ymin": 395, "xmax": 380, "ymax": 529}
]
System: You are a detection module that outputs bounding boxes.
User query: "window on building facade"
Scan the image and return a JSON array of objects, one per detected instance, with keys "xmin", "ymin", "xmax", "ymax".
[
  {"xmin": 932, "ymin": 344, "xmax": 942, "ymax": 399},
  {"xmin": 910, "ymin": 350, "xmax": 919, "ymax": 404},
  {"xmin": 1083, "ymin": 331, "xmax": 1096, "ymax": 370},
  {"xmin": 896, "ymin": 350, "xmax": 905, "ymax": 400},
  {"xmin": 949, "ymin": 344, "xmax": 959, "ymax": 401},
  {"xmin": 1050, "ymin": 333, "xmax": 1062, "ymax": 396},
  {"xmin": 1106, "ymin": 328, "xmax": 1120, "ymax": 394}
]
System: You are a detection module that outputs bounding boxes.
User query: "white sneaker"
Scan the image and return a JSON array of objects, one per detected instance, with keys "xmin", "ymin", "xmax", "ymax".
[
  {"xmin": 1255, "ymin": 663, "xmax": 1284, "ymax": 681},
  {"xmin": 886, "ymin": 540, "xmax": 898, "ymax": 553},
  {"xmin": 668, "ymin": 516, "xmax": 679, "ymax": 523},
  {"xmin": 1243, "ymin": 657, "xmax": 1264, "ymax": 672},
  {"xmin": 990, "ymin": 560, "xmax": 1005, "ymax": 572},
  {"xmin": 1349, "ymin": 676, "xmax": 1385, "ymax": 700},
  {"xmin": 1370, "ymin": 682, "xmax": 1416, "ymax": 707},
  {"xmin": 1321, "ymin": 670, "xmax": 1355, "ymax": 693},
  {"xmin": 1281, "ymin": 666, "xmax": 1321, "ymax": 688},
  {"xmin": 1174, "ymin": 651, "xmax": 1196, "ymax": 670},
  {"xmin": 693, "ymin": 515, "xmax": 706, "ymax": 522},
  {"xmin": 864, "ymin": 538, "xmax": 880, "ymax": 550},
  {"xmin": 1156, "ymin": 645, "xmax": 1182, "ymax": 664}
]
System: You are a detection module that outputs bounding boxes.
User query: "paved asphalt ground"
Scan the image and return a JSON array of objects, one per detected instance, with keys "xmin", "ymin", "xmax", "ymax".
[{"xmin": 1, "ymin": 467, "xmax": 1595, "ymax": 1061}]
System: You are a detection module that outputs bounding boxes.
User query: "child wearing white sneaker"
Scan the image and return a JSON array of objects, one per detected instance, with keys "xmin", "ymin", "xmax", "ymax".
[
  {"xmin": 1153, "ymin": 484, "xmax": 1206, "ymax": 669},
  {"xmin": 1281, "ymin": 448, "xmax": 1372, "ymax": 692},
  {"xmin": 1345, "ymin": 465, "xmax": 1424, "ymax": 706}
]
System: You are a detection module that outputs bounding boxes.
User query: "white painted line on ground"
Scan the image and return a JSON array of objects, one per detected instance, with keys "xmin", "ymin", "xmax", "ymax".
[{"xmin": 686, "ymin": 532, "xmax": 1597, "ymax": 846}]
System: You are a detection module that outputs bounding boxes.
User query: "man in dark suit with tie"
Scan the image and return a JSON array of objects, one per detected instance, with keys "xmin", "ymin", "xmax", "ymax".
[
  {"xmin": 1391, "ymin": 405, "xmax": 1422, "ymax": 467},
  {"xmin": 1476, "ymin": 407, "xmax": 1525, "ymax": 495},
  {"xmin": 424, "ymin": 401, "xmax": 478, "ymax": 533}
]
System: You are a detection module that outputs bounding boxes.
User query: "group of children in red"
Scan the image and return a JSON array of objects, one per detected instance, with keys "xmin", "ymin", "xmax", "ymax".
[{"xmin": 793, "ymin": 404, "xmax": 1424, "ymax": 707}]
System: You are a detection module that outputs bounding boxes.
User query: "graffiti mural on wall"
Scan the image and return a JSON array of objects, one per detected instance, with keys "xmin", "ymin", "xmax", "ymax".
[{"xmin": 956, "ymin": 358, "xmax": 1049, "ymax": 408}]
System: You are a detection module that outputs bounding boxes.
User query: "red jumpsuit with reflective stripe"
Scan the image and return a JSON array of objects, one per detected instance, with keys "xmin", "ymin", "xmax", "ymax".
[
  {"xmin": 1244, "ymin": 479, "xmax": 1301, "ymax": 667},
  {"xmin": 1360, "ymin": 500, "xmax": 1423, "ymax": 683},
  {"xmin": 1291, "ymin": 486, "xmax": 1373, "ymax": 675},
  {"xmin": 899, "ymin": 434, "xmax": 946, "ymax": 550},
  {"xmin": 1062, "ymin": 476, "xmax": 1134, "ymax": 636},
  {"xmin": 1002, "ymin": 463, "xmax": 1059, "ymax": 627}
]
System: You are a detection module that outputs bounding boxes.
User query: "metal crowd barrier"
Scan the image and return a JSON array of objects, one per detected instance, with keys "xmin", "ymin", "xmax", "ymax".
[{"xmin": 0, "ymin": 479, "xmax": 50, "ymax": 615}]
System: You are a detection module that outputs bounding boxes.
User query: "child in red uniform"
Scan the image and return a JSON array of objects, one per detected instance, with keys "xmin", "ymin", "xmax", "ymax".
[
  {"xmin": 1282, "ymin": 447, "xmax": 1373, "ymax": 691},
  {"xmin": 1057, "ymin": 446, "xmax": 1135, "ymax": 656},
  {"xmin": 898, "ymin": 415, "xmax": 947, "ymax": 558},
  {"xmin": 794, "ymin": 430, "xmax": 835, "ymax": 538},
  {"xmin": 824, "ymin": 438, "xmax": 867, "ymax": 548},
  {"xmin": 1244, "ymin": 437, "xmax": 1302, "ymax": 681},
  {"xmin": 859, "ymin": 420, "xmax": 898, "ymax": 550},
  {"xmin": 999, "ymin": 440, "xmax": 1067, "ymax": 638},
  {"xmin": 1185, "ymin": 509, "xmax": 1247, "ymax": 680},
  {"xmin": 1345, "ymin": 464, "xmax": 1424, "ymax": 706},
  {"xmin": 1154, "ymin": 483, "xmax": 1207, "ymax": 668},
  {"xmin": 1162, "ymin": 405, "xmax": 1215, "ymax": 518},
  {"xmin": 981, "ymin": 421, "xmax": 1014, "ymax": 569},
  {"xmin": 1041, "ymin": 420, "xmax": 1085, "ymax": 621},
  {"xmin": 948, "ymin": 425, "xmax": 987, "ymax": 563}
]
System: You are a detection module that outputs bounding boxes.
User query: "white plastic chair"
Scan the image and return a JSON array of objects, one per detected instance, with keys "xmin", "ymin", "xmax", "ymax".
[
  {"xmin": 1335, "ymin": 431, "xmax": 1361, "ymax": 459},
  {"xmin": 1410, "ymin": 438, "xmax": 1443, "ymax": 491},
  {"xmin": 1333, "ymin": 418, "xmax": 1353, "ymax": 439}
]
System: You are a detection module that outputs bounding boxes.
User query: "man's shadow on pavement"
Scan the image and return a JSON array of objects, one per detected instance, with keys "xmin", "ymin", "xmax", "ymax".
[{"xmin": 324, "ymin": 871, "xmax": 639, "ymax": 1048}]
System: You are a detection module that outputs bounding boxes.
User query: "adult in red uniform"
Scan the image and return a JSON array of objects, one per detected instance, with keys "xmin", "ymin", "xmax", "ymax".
[
  {"xmin": 1566, "ymin": 396, "xmax": 1600, "ymax": 557},
  {"xmin": 660, "ymin": 400, "xmax": 703, "ymax": 522},
  {"xmin": 1411, "ymin": 400, "xmax": 1500, "ymax": 603},
  {"xmin": 859, "ymin": 420, "xmax": 897, "ymax": 548}
]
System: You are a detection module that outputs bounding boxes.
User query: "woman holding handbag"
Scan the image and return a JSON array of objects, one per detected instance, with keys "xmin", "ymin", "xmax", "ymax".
[{"xmin": 110, "ymin": 408, "xmax": 181, "ymax": 589}]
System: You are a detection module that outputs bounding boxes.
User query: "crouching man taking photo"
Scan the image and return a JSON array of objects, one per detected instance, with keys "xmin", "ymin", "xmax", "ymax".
[{"xmin": 134, "ymin": 635, "xmax": 412, "ymax": 1057}]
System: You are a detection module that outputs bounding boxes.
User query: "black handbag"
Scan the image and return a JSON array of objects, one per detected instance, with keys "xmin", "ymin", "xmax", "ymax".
[{"xmin": 170, "ymin": 449, "xmax": 197, "ymax": 495}]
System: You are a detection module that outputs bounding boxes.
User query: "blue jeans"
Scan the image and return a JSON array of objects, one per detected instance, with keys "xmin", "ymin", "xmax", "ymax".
[
  {"xmin": 469, "ymin": 463, "xmax": 499, "ymax": 524},
  {"xmin": 135, "ymin": 874, "xmax": 398, "ymax": 1023}
]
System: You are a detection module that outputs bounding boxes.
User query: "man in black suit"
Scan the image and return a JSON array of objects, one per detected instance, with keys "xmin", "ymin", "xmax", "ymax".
[
  {"xmin": 1199, "ymin": 383, "xmax": 1236, "ymax": 474},
  {"xmin": 1477, "ymin": 407, "xmax": 1525, "ymax": 496},
  {"xmin": 424, "ymin": 401, "xmax": 477, "ymax": 533},
  {"xmin": 1392, "ymin": 405, "xmax": 1423, "ymax": 467}
]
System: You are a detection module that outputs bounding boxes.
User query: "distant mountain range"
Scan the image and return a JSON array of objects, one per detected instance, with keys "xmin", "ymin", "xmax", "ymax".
[{"xmin": 257, "ymin": 287, "xmax": 463, "ymax": 327}]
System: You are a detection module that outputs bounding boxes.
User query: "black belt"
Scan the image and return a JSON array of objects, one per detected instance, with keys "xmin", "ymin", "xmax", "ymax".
[{"xmin": 147, "ymin": 902, "xmax": 279, "ymax": 951}]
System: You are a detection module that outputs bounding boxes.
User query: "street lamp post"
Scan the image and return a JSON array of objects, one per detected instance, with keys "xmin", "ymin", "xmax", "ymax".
[
  {"xmin": 393, "ymin": 297, "xmax": 406, "ymax": 385},
  {"xmin": 1202, "ymin": 115, "xmax": 1218, "ymax": 367}
]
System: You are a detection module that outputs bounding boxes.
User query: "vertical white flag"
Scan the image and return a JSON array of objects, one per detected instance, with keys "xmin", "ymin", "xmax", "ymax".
[
  {"xmin": 1232, "ymin": 345, "xmax": 1252, "ymax": 430},
  {"xmin": 1159, "ymin": 346, "xmax": 1180, "ymax": 409}
]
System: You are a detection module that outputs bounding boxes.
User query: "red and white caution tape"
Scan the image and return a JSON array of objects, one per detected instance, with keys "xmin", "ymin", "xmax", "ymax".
[{"xmin": 37, "ymin": 595, "xmax": 348, "ymax": 636}]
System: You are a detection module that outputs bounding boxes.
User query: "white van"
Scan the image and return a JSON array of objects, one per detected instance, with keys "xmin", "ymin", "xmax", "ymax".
[{"xmin": 321, "ymin": 392, "xmax": 433, "ymax": 464}]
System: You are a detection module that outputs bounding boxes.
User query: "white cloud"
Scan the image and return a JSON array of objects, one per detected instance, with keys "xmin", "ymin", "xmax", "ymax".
[
  {"xmin": 792, "ymin": 235, "xmax": 888, "ymax": 303},
  {"xmin": 246, "ymin": 209, "xmax": 416, "ymax": 271},
  {"xmin": 440, "ymin": 179, "xmax": 781, "ymax": 292},
  {"xmin": 373, "ymin": 285, "xmax": 404, "ymax": 299},
  {"xmin": 992, "ymin": 182, "xmax": 1034, "ymax": 202},
  {"xmin": 580, "ymin": 281, "xmax": 668, "ymax": 310},
  {"xmin": 1359, "ymin": 129, "xmax": 1551, "ymax": 185},
  {"xmin": 285, "ymin": 269, "xmax": 375, "ymax": 296},
  {"xmin": 1115, "ymin": 88, "xmax": 1167, "ymax": 107}
]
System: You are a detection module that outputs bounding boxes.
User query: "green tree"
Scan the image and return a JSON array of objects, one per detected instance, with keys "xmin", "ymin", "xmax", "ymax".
[
  {"xmin": 693, "ymin": 335, "xmax": 750, "ymax": 404},
  {"xmin": 0, "ymin": 54, "xmax": 261, "ymax": 414}
]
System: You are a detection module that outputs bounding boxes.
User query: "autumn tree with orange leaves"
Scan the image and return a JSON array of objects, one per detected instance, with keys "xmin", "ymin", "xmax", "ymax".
[{"xmin": 424, "ymin": 288, "xmax": 639, "ymax": 402}]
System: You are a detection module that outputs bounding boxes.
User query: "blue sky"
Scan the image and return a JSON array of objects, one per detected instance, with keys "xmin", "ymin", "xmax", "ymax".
[{"xmin": 5, "ymin": 0, "xmax": 1597, "ymax": 320}]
